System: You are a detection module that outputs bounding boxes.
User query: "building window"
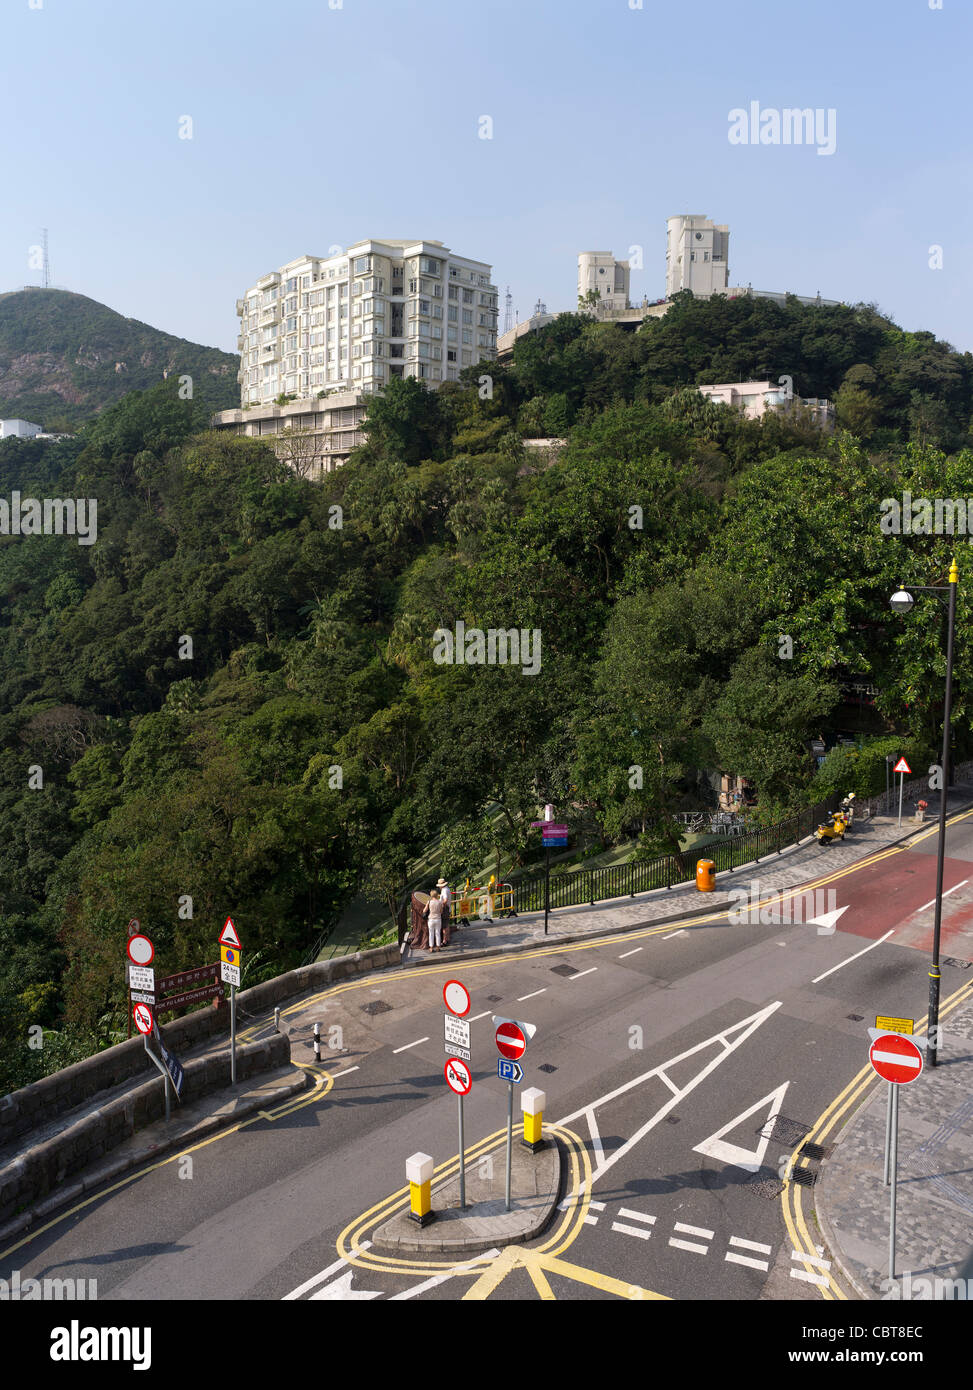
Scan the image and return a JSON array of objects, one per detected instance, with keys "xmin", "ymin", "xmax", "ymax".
[{"xmin": 462, "ymin": 289, "xmax": 473, "ymax": 304}]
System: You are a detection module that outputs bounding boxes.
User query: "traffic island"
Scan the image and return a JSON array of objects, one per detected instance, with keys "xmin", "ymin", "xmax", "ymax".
[{"xmin": 372, "ymin": 1135, "xmax": 561, "ymax": 1255}]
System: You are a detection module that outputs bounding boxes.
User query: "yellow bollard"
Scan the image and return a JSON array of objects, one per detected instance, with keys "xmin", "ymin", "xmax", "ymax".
[
  {"xmin": 406, "ymin": 1151, "xmax": 436, "ymax": 1227},
  {"xmin": 521, "ymin": 1087, "xmax": 546, "ymax": 1153}
]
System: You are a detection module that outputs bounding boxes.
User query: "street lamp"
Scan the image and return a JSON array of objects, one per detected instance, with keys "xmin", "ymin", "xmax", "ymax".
[{"xmin": 889, "ymin": 560, "xmax": 959, "ymax": 1067}]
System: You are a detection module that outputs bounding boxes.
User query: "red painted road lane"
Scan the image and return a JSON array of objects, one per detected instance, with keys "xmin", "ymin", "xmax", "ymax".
[{"xmin": 830, "ymin": 850, "xmax": 973, "ymax": 960}]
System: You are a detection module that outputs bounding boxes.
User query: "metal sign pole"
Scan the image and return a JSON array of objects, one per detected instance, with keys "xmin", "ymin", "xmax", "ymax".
[
  {"xmin": 544, "ymin": 846, "xmax": 550, "ymax": 936},
  {"xmin": 144, "ymin": 1035, "xmax": 171, "ymax": 1124},
  {"xmin": 884, "ymin": 1080, "xmax": 893, "ymax": 1185},
  {"xmin": 505, "ymin": 1081, "xmax": 513, "ymax": 1212},
  {"xmin": 231, "ymin": 983, "xmax": 237, "ymax": 1085},
  {"xmin": 889, "ymin": 1083, "xmax": 899, "ymax": 1279},
  {"xmin": 458, "ymin": 1094, "xmax": 466, "ymax": 1209},
  {"xmin": 898, "ymin": 771, "xmax": 904, "ymax": 828}
]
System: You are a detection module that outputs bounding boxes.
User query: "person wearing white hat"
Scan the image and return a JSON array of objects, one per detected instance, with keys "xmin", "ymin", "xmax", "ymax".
[{"xmin": 437, "ymin": 878, "xmax": 452, "ymax": 938}]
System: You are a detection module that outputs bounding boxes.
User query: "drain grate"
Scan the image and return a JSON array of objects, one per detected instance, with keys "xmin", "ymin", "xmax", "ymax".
[
  {"xmin": 747, "ymin": 1167, "xmax": 785, "ymax": 1199},
  {"xmin": 487, "ymin": 994, "xmax": 503, "ymax": 1002},
  {"xmin": 942, "ymin": 957, "xmax": 971, "ymax": 970},
  {"xmin": 846, "ymin": 1013, "xmax": 864, "ymax": 1021},
  {"xmin": 666, "ymin": 1115, "xmax": 680, "ymax": 1125},
  {"xmin": 801, "ymin": 1142, "xmax": 829, "ymax": 1162},
  {"xmin": 538, "ymin": 1063, "xmax": 558, "ymax": 1074},
  {"xmin": 550, "ymin": 964, "xmax": 578, "ymax": 978},
  {"xmin": 769, "ymin": 1116, "xmax": 812, "ymax": 1147},
  {"xmin": 361, "ymin": 1000, "xmax": 392, "ymax": 1015},
  {"xmin": 791, "ymin": 1167, "xmax": 817, "ymax": 1187}
]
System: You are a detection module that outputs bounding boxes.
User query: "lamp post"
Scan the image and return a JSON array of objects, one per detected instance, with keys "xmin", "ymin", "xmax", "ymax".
[{"xmin": 890, "ymin": 559, "xmax": 959, "ymax": 1067}]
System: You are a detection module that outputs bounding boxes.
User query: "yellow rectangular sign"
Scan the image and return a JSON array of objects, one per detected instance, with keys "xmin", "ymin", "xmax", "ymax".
[
  {"xmin": 876, "ymin": 1015, "xmax": 914, "ymax": 1035},
  {"xmin": 221, "ymin": 944, "xmax": 242, "ymax": 967}
]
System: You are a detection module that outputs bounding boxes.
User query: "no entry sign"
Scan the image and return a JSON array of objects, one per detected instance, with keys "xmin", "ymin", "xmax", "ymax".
[
  {"xmin": 444, "ymin": 1058, "xmax": 472, "ymax": 1096},
  {"xmin": 495, "ymin": 1021, "xmax": 528, "ymax": 1061},
  {"xmin": 870, "ymin": 1033, "xmax": 923, "ymax": 1084}
]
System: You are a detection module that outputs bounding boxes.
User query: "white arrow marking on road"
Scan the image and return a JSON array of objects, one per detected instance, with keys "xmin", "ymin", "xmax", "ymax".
[
  {"xmin": 692, "ymin": 1082, "xmax": 791, "ymax": 1173},
  {"xmin": 282, "ymin": 1243, "xmax": 372, "ymax": 1300},
  {"xmin": 806, "ymin": 905, "xmax": 849, "ymax": 936},
  {"xmin": 557, "ymin": 1000, "xmax": 783, "ymax": 1188},
  {"xmin": 310, "ymin": 1270, "xmax": 382, "ymax": 1301}
]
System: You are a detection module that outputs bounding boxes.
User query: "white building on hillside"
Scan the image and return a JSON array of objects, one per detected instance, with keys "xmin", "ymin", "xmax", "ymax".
[
  {"xmin": 699, "ymin": 380, "xmax": 835, "ymax": 430},
  {"xmin": 578, "ymin": 251, "xmax": 630, "ymax": 317},
  {"xmin": 0, "ymin": 419, "xmax": 42, "ymax": 439},
  {"xmin": 666, "ymin": 215, "xmax": 730, "ymax": 299}
]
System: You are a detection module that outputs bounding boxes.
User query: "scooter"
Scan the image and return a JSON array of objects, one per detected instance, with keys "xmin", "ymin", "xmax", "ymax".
[{"xmin": 816, "ymin": 808, "xmax": 849, "ymax": 846}]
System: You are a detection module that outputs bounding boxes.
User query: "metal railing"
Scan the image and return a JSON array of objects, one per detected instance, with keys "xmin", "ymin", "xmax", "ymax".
[{"xmin": 505, "ymin": 795, "xmax": 842, "ymax": 915}]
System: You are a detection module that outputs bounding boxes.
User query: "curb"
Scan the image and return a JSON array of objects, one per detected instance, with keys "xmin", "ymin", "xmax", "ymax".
[
  {"xmin": 813, "ymin": 1097, "xmax": 882, "ymax": 1302},
  {"xmin": 0, "ymin": 1067, "xmax": 308, "ymax": 1249}
]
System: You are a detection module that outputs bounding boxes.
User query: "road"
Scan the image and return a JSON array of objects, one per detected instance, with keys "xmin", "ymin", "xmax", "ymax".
[{"xmin": 5, "ymin": 809, "xmax": 973, "ymax": 1303}]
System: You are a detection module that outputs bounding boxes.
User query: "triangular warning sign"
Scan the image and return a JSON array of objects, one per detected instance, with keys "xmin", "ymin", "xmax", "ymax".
[
  {"xmin": 219, "ymin": 916, "xmax": 242, "ymax": 948},
  {"xmin": 693, "ymin": 1082, "xmax": 790, "ymax": 1173},
  {"xmin": 893, "ymin": 757, "xmax": 911, "ymax": 774}
]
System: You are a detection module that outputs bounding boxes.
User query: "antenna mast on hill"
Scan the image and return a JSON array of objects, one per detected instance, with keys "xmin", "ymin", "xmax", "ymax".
[
  {"xmin": 504, "ymin": 285, "xmax": 513, "ymax": 336},
  {"xmin": 41, "ymin": 228, "xmax": 51, "ymax": 289}
]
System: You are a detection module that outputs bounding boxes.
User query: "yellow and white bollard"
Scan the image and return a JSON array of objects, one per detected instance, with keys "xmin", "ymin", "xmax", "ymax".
[
  {"xmin": 406, "ymin": 1151, "xmax": 436, "ymax": 1227},
  {"xmin": 521, "ymin": 1088, "xmax": 546, "ymax": 1154}
]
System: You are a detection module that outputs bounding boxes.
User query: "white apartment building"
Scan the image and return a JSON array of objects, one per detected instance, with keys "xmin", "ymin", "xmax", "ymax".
[
  {"xmin": 699, "ymin": 380, "xmax": 835, "ymax": 431},
  {"xmin": 0, "ymin": 419, "xmax": 42, "ymax": 439},
  {"xmin": 578, "ymin": 252, "xmax": 630, "ymax": 317},
  {"xmin": 233, "ymin": 238, "xmax": 497, "ymax": 407},
  {"xmin": 666, "ymin": 215, "xmax": 730, "ymax": 299}
]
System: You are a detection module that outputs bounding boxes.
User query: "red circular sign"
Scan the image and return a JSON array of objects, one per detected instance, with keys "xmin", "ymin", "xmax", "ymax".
[
  {"xmin": 133, "ymin": 1003, "xmax": 154, "ymax": 1035},
  {"xmin": 495, "ymin": 1022, "xmax": 527, "ymax": 1061},
  {"xmin": 444, "ymin": 1058, "xmax": 472, "ymax": 1095},
  {"xmin": 443, "ymin": 980, "xmax": 470, "ymax": 1017},
  {"xmin": 869, "ymin": 1033, "xmax": 923, "ymax": 1084},
  {"xmin": 127, "ymin": 934, "xmax": 154, "ymax": 966}
]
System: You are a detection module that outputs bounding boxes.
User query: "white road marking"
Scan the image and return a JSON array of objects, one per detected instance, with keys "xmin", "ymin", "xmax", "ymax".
[
  {"xmin": 726, "ymin": 1252, "xmax": 769, "ymax": 1271},
  {"xmin": 332, "ymin": 1066, "xmax": 360, "ymax": 1078},
  {"xmin": 729, "ymin": 1236, "xmax": 772, "ymax": 1254},
  {"xmin": 586, "ymin": 1108, "xmax": 606, "ymax": 1170},
  {"xmin": 571, "ymin": 967, "xmax": 598, "ymax": 980},
  {"xmin": 468, "ymin": 1011, "xmax": 492, "ymax": 1022},
  {"xmin": 517, "ymin": 989, "xmax": 547, "ymax": 1001},
  {"xmin": 791, "ymin": 1250, "xmax": 831, "ymax": 1270},
  {"xmin": 663, "ymin": 929, "xmax": 688, "ymax": 939},
  {"xmin": 618, "ymin": 947, "xmax": 643, "ymax": 958},
  {"xmin": 617, "ymin": 1208, "xmax": 656, "ymax": 1225},
  {"xmin": 283, "ymin": 1243, "xmax": 373, "ymax": 1300},
  {"xmin": 310, "ymin": 1270, "xmax": 382, "ymax": 1301},
  {"xmin": 392, "ymin": 1037, "xmax": 429, "ymax": 1053},
  {"xmin": 669, "ymin": 1238, "xmax": 709, "ymax": 1254},
  {"xmin": 613, "ymin": 1221, "xmax": 652, "ymax": 1240},
  {"xmin": 389, "ymin": 1249, "xmax": 500, "ymax": 1300},
  {"xmin": 583, "ymin": 1215, "xmax": 599, "ymax": 1225},
  {"xmin": 871, "ymin": 1050, "xmax": 921, "ymax": 1068},
  {"xmin": 917, "ymin": 879, "xmax": 967, "ymax": 913},
  {"xmin": 693, "ymin": 1082, "xmax": 790, "ymax": 1173},
  {"xmin": 791, "ymin": 1268, "xmax": 830, "ymax": 1287},
  {"xmin": 674, "ymin": 1222, "xmax": 714, "ymax": 1239},
  {"xmin": 812, "ymin": 930, "xmax": 894, "ymax": 983},
  {"xmin": 557, "ymin": 1001, "xmax": 783, "ymax": 1188}
]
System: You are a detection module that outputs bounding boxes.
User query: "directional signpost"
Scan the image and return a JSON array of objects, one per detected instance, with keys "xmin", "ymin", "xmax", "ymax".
[
  {"xmin": 533, "ymin": 815, "xmax": 568, "ymax": 935},
  {"xmin": 494, "ymin": 1015, "xmax": 536, "ymax": 1211},
  {"xmin": 893, "ymin": 756, "xmax": 911, "ymax": 827},
  {"xmin": 443, "ymin": 981, "xmax": 472, "ymax": 1208},
  {"xmin": 126, "ymin": 921, "xmax": 146, "ymax": 1039},
  {"xmin": 219, "ymin": 917, "xmax": 242, "ymax": 1084},
  {"xmin": 868, "ymin": 1027, "xmax": 925, "ymax": 1280}
]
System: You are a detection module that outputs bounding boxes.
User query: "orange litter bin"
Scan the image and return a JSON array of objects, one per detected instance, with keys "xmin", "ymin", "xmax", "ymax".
[{"xmin": 696, "ymin": 859, "xmax": 715, "ymax": 892}]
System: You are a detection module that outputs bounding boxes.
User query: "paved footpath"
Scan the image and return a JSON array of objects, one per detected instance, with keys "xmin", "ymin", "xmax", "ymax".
[
  {"xmin": 817, "ymin": 996, "xmax": 973, "ymax": 1301},
  {"xmin": 407, "ymin": 788, "xmax": 973, "ymax": 965}
]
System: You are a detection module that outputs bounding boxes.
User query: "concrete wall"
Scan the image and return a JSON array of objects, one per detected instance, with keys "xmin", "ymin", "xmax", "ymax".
[{"xmin": 0, "ymin": 1033, "xmax": 289, "ymax": 1226}]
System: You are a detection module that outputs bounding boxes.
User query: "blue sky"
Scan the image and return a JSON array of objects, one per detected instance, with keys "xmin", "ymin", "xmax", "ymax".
[{"xmin": 2, "ymin": 0, "xmax": 970, "ymax": 355}]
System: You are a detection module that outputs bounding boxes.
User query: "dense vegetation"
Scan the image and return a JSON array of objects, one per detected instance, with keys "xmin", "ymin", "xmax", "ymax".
[
  {"xmin": 1, "ymin": 292, "xmax": 970, "ymax": 1093},
  {"xmin": 0, "ymin": 289, "xmax": 238, "ymax": 430}
]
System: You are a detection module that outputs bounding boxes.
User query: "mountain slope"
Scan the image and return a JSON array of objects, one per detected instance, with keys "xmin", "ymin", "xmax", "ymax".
[{"xmin": 0, "ymin": 288, "xmax": 239, "ymax": 428}]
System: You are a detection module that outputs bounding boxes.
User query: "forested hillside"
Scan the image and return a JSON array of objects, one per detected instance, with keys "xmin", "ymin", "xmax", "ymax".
[
  {"xmin": 0, "ymin": 289, "xmax": 238, "ymax": 429},
  {"xmin": 1, "ymin": 293, "xmax": 970, "ymax": 1093}
]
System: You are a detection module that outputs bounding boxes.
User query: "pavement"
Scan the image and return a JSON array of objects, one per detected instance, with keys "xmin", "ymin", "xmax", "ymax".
[
  {"xmin": 372, "ymin": 1133, "xmax": 560, "ymax": 1254},
  {"xmin": 816, "ymin": 996, "xmax": 973, "ymax": 1300},
  {"xmin": 403, "ymin": 791, "xmax": 973, "ymax": 966}
]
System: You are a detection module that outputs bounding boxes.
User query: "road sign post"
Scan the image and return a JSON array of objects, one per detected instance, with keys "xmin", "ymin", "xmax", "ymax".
[
  {"xmin": 893, "ymin": 756, "xmax": 911, "ymax": 827},
  {"xmin": 444, "ymin": 1057, "xmax": 473, "ymax": 1209},
  {"xmin": 494, "ymin": 1017, "xmax": 534, "ymax": 1213},
  {"xmin": 869, "ymin": 1030, "xmax": 924, "ymax": 1280},
  {"xmin": 219, "ymin": 918, "xmax": 242, "ymax": 1084},
  {"xmin": 443, "ymin": 984, "xmax": 472, "ymax": 1210}
]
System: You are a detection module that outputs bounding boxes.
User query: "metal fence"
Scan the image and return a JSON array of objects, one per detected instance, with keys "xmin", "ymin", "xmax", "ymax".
[{"xmin": 507, "ymin": 793, "xmax": 843, "ymax": 915}]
